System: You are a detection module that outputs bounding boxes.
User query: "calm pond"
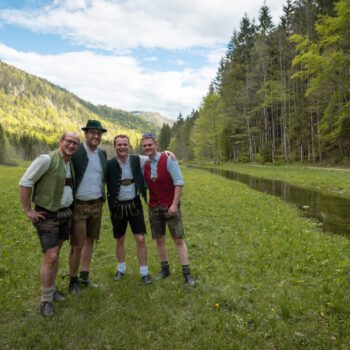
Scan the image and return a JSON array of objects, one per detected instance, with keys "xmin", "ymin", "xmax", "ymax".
[{"xmin": 190, "ymin": 166, "xmax": 350, "ymax": 236}]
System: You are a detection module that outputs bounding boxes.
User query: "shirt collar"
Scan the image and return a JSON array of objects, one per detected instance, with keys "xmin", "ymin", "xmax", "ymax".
[
  {"xmin": 83, "ymin": 141, "xmax": 98, "ymax": 153},
  {"xmin": 150, "ymin": 152, "xmax": 161, "ymax": 162},
  {"xmin": 117, "ymin": 155, "xmax": 129, "ymax": 166}
]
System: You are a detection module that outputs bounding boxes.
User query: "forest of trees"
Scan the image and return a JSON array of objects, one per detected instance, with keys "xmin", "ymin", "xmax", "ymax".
[{"xmin": 162, "ymin": 0, "xmax": 350, "ymax": 164}]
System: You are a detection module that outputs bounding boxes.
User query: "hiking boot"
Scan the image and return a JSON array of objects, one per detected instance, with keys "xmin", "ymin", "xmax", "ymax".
[
  {"xmin": 184, "ymin": 274, "xmax": 196, "ymax": 287},
  {"xmin": 80, "ymin": 279, "xmax": 99, "ymax": 288},
  {"xmin": 155, "ymin": 269, "xmax": 170, "ymax": 280},
  {"xmin": 141, "ymin": 274, "xmax": 153, "ymax": 285},
  {"xmin": 68, "ymin": 280, "xmax": 80, "ymax": 294},
  {"xmin": 40, "ymin": 301, "xmax": 54, "ymax": 317},
  {"xmin": 53, "ymin": 290, "xmax": 66, "ymax": 302},
  {"xmin": 113, "ymin": 271, "xmax": 125, "ymax": 281}
]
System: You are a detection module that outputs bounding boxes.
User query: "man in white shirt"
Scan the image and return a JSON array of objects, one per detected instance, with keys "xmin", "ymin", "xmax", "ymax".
[
  {"xmin": 68, "ymin": 120, "xmax": 108, "ymax": 294},
  {"xmin": 19, "ymin": 132, "xmax": 80, "ymax": 316},
  {"xmin": 106, "ymin": 135, "xmax": 152, "ymax": 284}
]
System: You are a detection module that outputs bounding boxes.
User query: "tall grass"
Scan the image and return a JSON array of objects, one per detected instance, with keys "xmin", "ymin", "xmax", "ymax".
[{"xmin": 1, "ymin": 165, "xmax": 350, "ymax": 349}]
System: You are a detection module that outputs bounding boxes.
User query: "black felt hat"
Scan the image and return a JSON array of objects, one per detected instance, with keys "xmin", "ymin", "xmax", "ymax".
[{"xmin": 81, "ymin": 120, "xmax": 107, "ymax": 133}]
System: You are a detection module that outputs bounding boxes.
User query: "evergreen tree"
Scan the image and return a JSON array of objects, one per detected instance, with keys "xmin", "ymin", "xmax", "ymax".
[{"xmin": 158, "ymin": 123, "xmax": 172, "ymax": 151}]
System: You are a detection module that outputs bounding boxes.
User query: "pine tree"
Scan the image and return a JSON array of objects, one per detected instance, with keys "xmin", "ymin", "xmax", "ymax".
[{"xmin": 158, "ymin": 123, "xmax": 172, "ymax": 151}]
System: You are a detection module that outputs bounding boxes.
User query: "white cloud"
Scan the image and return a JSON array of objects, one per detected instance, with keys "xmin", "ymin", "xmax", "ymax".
[
  {"xmin": 0, "ymin": 43, "xmax": 214, "ymax": 118},
  {"xmin": 0, "ymin": 0, "xmax": 284, "ymax": 51},
  {"xmin": 0, "ymin": 1, "xmax": 285, "ymax": 118},
  {"xmin": 175, "ymin": 60, "xmax": 185, "ymax": 66},
  {"xmin": 144, "ymin": 56, "xmax": 158, "ymax": 62}
]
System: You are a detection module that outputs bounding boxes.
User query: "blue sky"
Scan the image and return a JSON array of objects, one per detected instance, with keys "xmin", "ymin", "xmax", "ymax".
[{"xmin": 0, "ymin": 0, "xmax": 284, "ymax": 119}]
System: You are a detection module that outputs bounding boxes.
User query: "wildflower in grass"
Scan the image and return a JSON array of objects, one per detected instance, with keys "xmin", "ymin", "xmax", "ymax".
[{"xmin": 214, "ymin": 303, "xmax": 220, "ymax": 310}]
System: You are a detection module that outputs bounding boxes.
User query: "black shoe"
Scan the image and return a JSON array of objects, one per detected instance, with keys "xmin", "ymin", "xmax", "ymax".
[
  {"xmin": 80, "ymin": 279, "xmax": 99, "ymax": 288},
  {"xmin": 53, "ymin": 290, "xmax": 66, "ymax": 302},
  {"xmin": 155, "ymin": 269, "xmax": 170, "ymax": 281},
  {"xmin": 68, "ymin": 281, "xmax": 80, "ymax": 294},
  {"xmin": 141, "ymin": 274, "xmax": 153, "ymax": 285},
  {"xmin": 113, "ymin": 271, "xmax": 125, "ymax": 281},
  {"xmin": 184, "ymin": 274, "xmax": 195, "ymax": 287},
  {"xmin": 40, "ymin": 301, "xmax": 54, "ymax": 317}
]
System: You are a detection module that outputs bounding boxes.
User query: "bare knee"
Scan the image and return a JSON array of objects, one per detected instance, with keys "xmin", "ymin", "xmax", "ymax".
[
  {"xmin": 156, "ymin": 236, "xmax": 165, "ymax": 246},
  {"xmin": 135, "ymin": 234, "xmax": 145, "ymax": 247},
  {"xmin": 173, "ymin": 237, "xmax": 185, "ymax": 247},
  {"xmin": 44, "ymin": 248, "xmax": 59, "ymax": 266}
]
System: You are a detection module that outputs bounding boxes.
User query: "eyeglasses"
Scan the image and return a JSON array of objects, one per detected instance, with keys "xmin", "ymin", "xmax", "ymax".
[{"xmin": 63, "ymin": 138, "xmax": 79, "ymax": 146}]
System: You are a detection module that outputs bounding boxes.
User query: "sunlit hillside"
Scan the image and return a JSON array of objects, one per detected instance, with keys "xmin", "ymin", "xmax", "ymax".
[{"xmin": 0, "ymin": 60, "xmax": 158, "ymax": 159}]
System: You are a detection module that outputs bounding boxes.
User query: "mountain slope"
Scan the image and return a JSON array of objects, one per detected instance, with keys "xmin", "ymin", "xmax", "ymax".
[
  {"xmin": 131, "ymin": 111, "xmax": 174, "ymax": 128},
  {"xmin": 0, "ymin": 60, "xmax": 158, "ymax": 153}
]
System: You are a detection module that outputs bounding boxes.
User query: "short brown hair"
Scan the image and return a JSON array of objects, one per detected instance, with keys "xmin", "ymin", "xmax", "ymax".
[{"xmin": 113, "ymin": 134, "xmax": 130, "ymax": 147}]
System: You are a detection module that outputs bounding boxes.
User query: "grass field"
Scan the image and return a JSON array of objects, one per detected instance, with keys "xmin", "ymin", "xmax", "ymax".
[
  {"xmin": 1, "ymin": 164, "xmax": 350, "ymax": 349},
  {"xmin": 200, "ymin": 162, "xmax": 350, "ymax": 198}
]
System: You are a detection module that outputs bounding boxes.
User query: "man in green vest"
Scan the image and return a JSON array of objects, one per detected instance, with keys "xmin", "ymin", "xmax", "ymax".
[
  {"xmin": 19, "ymin": 131, "xmax": 80, "ymax": 316},
  {"xmin": 68, "ymin": 120, "xmax": 108, "ymax": 294},
  {"xmin": 106, "ymin": 134, "xmax": 152, "ymax": 284}
]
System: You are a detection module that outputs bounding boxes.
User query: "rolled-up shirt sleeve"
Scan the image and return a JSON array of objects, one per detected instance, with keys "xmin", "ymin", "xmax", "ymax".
[
  {"xmin": 19, "ymin": 155, "xmax": 51, "ymax": 188},
  {"xmin": 166, "ymin": 157, "xmax": 184, "ymax": 186}
]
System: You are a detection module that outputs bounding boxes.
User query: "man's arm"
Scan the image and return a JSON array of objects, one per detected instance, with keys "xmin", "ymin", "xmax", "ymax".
[
  {"xmin": 168, "ymin": 186, "xmax": 182, "ymax": 216},
  {"xmin": 19, "ymin": 154, "xmax": 51, "ymax": 224}
]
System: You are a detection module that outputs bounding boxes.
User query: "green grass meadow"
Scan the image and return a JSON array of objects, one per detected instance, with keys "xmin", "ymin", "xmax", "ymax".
[{"xmin": 1, "ymin": 164, "xmax": 350, "ymax": 349}]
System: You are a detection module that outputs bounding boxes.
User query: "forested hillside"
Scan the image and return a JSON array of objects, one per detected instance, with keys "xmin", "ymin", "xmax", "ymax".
[
  {"xmin": 0, "ymin": 61, "xmax": 157, "ymax": 161},
  {"xmin": 166, "ymin": 0, "xmax": 350, "ymax": 164}
]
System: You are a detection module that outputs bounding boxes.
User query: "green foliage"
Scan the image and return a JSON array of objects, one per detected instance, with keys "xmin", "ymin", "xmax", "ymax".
[
  {"xmin": 0, "ymin": 122, "xmax": 9, "ymax": 164},
  {"xmin": 192, "ymin": 93, "xmax": 227, "ymax": 164},
  {"xmin": 170, "ymin": 0, "xmax": 349, "ymax": 164},
  {"xmin": 170, "ymin": 112, "xmax": 197, "ymax": 161},
  {"xmin": 158, "ymin": 123, "xmax": 172, "ymax": 151},
  {"xmin": 292, "ymin": 0, "xmax": 350, "ymax": 153},
  {"xmin": 2, "ymin": 165, "xmax": 350, "ymax": 348}
]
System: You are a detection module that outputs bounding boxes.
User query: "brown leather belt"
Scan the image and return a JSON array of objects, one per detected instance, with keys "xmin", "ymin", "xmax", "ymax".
[
  {"xmin": 75, "ymin": 198, "xmax": 102, "ymax": 205},
  {"xmin": 119, "ymin": 179, "xmax": 135, "ymax": 186}
]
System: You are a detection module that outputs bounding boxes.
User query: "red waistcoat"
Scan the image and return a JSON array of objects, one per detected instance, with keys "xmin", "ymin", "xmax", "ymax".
[{"xmin": 144, "ymin": 153, "xmax": 174, "ymax": 208}]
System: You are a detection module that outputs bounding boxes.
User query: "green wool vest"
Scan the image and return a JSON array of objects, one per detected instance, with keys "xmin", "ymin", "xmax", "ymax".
[
  {"xmin": 33, "ymin": 150, "xmax": 71, "ymax": 212},
  {"xmin": 106, "ymin": 155, "xmax": 147, "ymax": 212}
]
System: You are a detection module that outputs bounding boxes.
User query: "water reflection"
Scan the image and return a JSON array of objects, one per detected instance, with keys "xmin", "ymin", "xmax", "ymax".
[{"xmin": 190, "ymin": 166, "xmax": 350, "ymax": 236}]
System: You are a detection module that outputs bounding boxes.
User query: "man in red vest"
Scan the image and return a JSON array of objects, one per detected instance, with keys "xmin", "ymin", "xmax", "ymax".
[{"xmin": 141, "ymin": 132, "xmax": 195, "ymax": 286}]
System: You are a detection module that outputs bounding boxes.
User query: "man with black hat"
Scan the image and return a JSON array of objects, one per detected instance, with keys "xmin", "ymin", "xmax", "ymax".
[{"xmin": 68, "ymin": 120, "xmax": 108, "ymax": 294}]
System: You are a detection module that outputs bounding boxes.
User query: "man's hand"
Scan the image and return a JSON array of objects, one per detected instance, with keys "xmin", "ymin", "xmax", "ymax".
[
  {"xmin": 26, "ymin": 209, "xmax": 46, "ymax": 224},
  {"xmin": 165, "ymin": 151, "xmax": 176, "ymax": 160},
  {"xmin": 167, "ymin": 203, "xmax": 178, "ymax": 216}
]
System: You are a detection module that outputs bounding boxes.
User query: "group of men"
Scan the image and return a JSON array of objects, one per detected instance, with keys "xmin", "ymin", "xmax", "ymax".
[{"xmin": 19, "ymin": 120, "xmax": 195, "ymax": 317}]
